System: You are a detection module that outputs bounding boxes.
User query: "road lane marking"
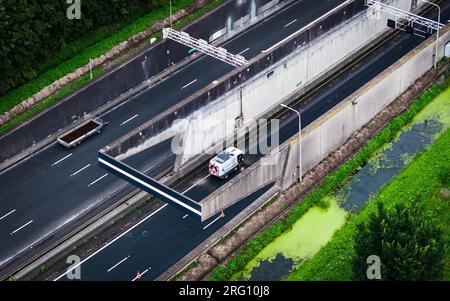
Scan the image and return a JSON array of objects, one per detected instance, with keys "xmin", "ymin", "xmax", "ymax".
[
  {"xmin": 132, "ymin": 267, "xmax": 151, "ymax": 281},
  {"xmin": 262, "ymin": 0, "xmax": 351, "ymax": 53},
  {"xmin": 238, "ymin": 47, "xmax": 250, "ymax": 55},
  {"xmin": 120, "ymin": 114, "xmax": 139, "ymax": 126},
  {"xmin": 0, "ymin": 209, "xmax": 16, "ymax": 221},
  {"xmin": 182, "ymin": 174, "xmax": 211, "ymax": 194},
  {"xmin": 88, "ymin": 174, "xmax": 108, "ymax": 187},
  {"xmin": 203, "ymin": 215, "xmax": 222, "ymax": 230},
  {"xmin": 181, "ymin": 79, "xmax": 198, "ymax": 89},
  {"xmin": 10, "ymin": 220, "xmax": 33, "ymax": 235},
  {"xmin": 182, "ymin": 214, "xmax": 188, "ymax": 219},
  {"xmin": 283, "ymin": 18, "xmax": 297, "ymax": 28},
  {"xmin": 107, "ymin": 256, "xmax": 130, "ymax": 272},
  {"xmin": 53, "ymin": 204, "xmax": 168, "ymax": 281},
  {"xmin": 52, "ymin": 154, "xmax": 72, "ymax": 166},
  {"xmin": 71, "ymin": 164, "xmax": 91, "ymax": 177}
]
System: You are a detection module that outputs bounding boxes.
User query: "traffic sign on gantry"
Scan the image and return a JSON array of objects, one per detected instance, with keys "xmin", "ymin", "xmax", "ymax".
[{"xmin": 162, "ymin": 28, "xmax": 247, "ymax": 67}]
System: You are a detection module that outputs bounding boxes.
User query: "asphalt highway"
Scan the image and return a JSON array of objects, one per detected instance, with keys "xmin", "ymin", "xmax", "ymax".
[
  {"xmin": 0, "ymin": 0, "xmax": 347, "ymax": 276},
  {"xmin": 53, "ymin": 1, "xmax": 450, "ymax": 281}
]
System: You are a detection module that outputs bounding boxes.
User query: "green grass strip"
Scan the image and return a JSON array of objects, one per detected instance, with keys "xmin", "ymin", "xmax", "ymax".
[
  {"xmin": 0, "ymin": 0, "xmax": 223, "ymax": 136},
  {"xmin": 207, "ymin": 76, "xmax": 450, "ymax": 281},
  {"xmin": 0, "ymin": 69, "xmax": 101, "ymax": 135}
]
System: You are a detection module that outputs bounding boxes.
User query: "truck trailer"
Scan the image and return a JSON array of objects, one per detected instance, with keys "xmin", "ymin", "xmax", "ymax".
[{"xmin": 57, "ymin": 118, "xmax": 107, "ymax": 148}]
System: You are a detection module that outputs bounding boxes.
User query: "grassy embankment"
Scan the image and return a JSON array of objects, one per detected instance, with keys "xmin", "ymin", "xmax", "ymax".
[
  {"xmin": 289, "ymin": 90, "xmax": 450, "ymax": 280},
  {"xmin": 0, "ymin": 0, "xmax": 223, "ymax": 135},
  {"xmin": 208, "ymin": 75, "xmax": 450, "ymax": 281}
]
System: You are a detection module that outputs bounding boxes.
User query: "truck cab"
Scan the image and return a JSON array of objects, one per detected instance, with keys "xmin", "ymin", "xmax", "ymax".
[{"xmin": 209, "ymin": 147, "xmax": 244, "ymax": 179}]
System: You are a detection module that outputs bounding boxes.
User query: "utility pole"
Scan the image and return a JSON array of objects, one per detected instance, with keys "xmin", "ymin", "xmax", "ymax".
[{"xmin": 281, "ymin": 104, "xmax": 302, "ymax": 182}]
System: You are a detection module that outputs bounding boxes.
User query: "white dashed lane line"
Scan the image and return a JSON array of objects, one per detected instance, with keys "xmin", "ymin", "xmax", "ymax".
[
  {"xmin": 88, "ymin": 174, "xmax": 108, "ymax": 187},
  {"xmin": 283, "ymin": 18, "xmax": 297, "ymax": 28},
  {"xmin": 132, "ymin": 267, "xmax": 151, "ymax": 281},
  {"xmin": 181, "ymin": 79, "xmax": 198, "ymax": 89},
  {"xmin": 71, "ymin": 164, "xmax": 91, "ymax": 177},
  {"xmin": 107, "ymin": 256, "xmax": 130, "ymax": 273},
  {"xmin": 10, "ymin": 220, "xmax": 33, "ymax": 235},
  {"xmin": 203, "ymin": 215, "xmax": 222, "ymax": 230},
  {"xmin": 52, "ymin": 154, "xmax": 72, "ymax": 166},
  {"xmin": 120, "ymin": 114, "xmax": 139, "ymax": 126},
  {"xmin": 238, "ymin": 47, "xmax": 250, "ymax": 55},
  {"xmin": 0, "ymin": 209, "xmax": 16, "ymax": 221}
]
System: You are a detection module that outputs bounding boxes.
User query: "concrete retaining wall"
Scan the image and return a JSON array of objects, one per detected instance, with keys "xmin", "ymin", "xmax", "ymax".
[
  {"xmin": 103, "ymin": 0, "xmax": 416, "ymax": 164},
  {"xmin": 179, "ymin": 0, "xmax": 413, "ymax": 166},
  {"xmin": 0, "ymin": 0, "xmax": 288, "ymax": 162},
  {"xmin": 200, "ymin": 25, "xmax": 450, "ymax": 220}
]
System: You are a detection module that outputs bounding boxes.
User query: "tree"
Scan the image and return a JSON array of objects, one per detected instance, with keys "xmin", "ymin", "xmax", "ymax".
[
  {"xmin": 352, "ymin": 200, "xmax": 446, "ymax": 280},
  {"xmin": 0, "ymin": 0, "xmax": 171, "ymax": 96}
]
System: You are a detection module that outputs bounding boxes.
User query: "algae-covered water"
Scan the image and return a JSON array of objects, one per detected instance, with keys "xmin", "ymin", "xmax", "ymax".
[
  {"xmin": 237, "ymin": 87, "xmax": 450, "ymax": 281},
  {"xmin": 233, "ymin": 197, "xmax": 347, "ymax": 281}
]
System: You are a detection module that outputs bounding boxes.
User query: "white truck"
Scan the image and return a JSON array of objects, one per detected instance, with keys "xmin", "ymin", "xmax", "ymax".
[
  {"xmin": 208, "ymin": 147, "xmax": 244, "ymax": 179},
  {"xmin": 57, "ymin": 118, "xmax": 107, "ymax": 148}
]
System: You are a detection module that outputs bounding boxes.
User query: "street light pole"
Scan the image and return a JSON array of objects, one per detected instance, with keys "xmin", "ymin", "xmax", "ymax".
[
  {"xmin": 170, "ymin": 0, "xmax": 173, "ymax": 28},
  {"xmin": 422, "ymin": 0, "xmax": 441, "ymax": 69},
  {"xmin": 281, "ymin": 104, "xmax": 302, "ymax": 182}
]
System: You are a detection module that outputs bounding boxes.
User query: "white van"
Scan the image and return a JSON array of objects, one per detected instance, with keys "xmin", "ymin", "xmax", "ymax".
[{"xmin": 208, "ymin": 147, "xmax": 244, "ymax": 179}]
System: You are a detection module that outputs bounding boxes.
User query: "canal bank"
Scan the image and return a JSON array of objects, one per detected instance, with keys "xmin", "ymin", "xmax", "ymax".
[
  {"xmin": 231, "ymin": 83, "xmax": 450, "ymax": 281},
  {"xmin": 203, "ymin": 67, "xmax": 449, "ymax": 280}
]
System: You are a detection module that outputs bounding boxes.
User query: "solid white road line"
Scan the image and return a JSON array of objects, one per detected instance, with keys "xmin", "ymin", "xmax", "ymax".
[
  {"xmin": 10, "ymin": 220, "xmax": 33, "ymax": 235},
  {"xmin": 120, "ymin": 114, "xmax": 139, "ymax": 126},
  {"xmin": 0, "ymin": 209, "xmax": 16, "ymax": 221},
  {"xmin": 132, "ymin": 267, "xmax": 151, "ymax": 281},
  {"xmin": 181, "ymin": 79, "xmax": 198, "ymax": 89},
  {"xmin": 203, "ymin": 215, "xmax": 222, "ymax": 230},
  {"xmin": 283, "ymin": 18, "xmax": 297, "ymax": 28},
  {"xmin": 88, "ymin": 174, "xmax": 108, "ymax": 187},
  {"xmin": 53, "ymin": 204, "xmax": 168, "ymax": 281},
  {"xmin": 182, "ymin": 214, "xmax": 189, "ymax": 219},
  {"xmin": 52, "ymin": 154, "xmax": 72, "ymax": 166},
  {"xmin": 238, "ymin": 47, "xmax": 250, "ymax": 55},
  {"xmin": 71, "ymin": 164, "xmax": 91, "ymax": 177},
  {"xmin": 107, "ymin": 256, "xmax": 130, "ymax": 272}
]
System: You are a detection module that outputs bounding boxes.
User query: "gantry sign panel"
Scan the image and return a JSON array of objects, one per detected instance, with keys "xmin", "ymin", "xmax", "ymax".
[{"xmin": 98, "ymin": 151, "xmax": 202, "ymax": 220}]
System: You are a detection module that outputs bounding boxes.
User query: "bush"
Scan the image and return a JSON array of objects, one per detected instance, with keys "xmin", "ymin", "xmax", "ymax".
[
  {"xmin": 352, "ymin": 201, "xmax": 446, "ymax": 280},
  {"xmin": 290, "ymin": 128, "xmax": 450, "ymax": 280},
  {"xmin": 437, "ymin": 165, "xmax": 450, "ymax": 186}
]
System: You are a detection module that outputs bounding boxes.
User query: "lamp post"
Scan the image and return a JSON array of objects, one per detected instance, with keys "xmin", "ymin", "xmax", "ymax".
[
  {"xmin": 422, "ymin": 0, "xmax": 441, "ymax": 69},
  {"xmin": 170, "ymin": 0, "xmax": 173, "ymax": 28},
  {"xmin": 281, "ymin": 104, "xmax": 302, "ymax": 181}
]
